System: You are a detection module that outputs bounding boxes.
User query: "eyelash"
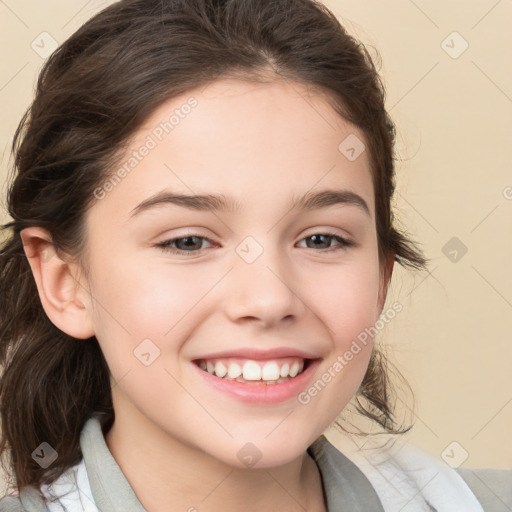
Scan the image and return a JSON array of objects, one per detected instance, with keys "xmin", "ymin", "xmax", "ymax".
[{"xmin": 155, "ymin": 231, "xmax": 355, "ymax": 256}]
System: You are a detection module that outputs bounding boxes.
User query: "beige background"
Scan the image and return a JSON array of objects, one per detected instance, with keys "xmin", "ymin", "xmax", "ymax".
[{"xmin": 1, "ymin": 0, "xmax": 511, "ymax": 491}]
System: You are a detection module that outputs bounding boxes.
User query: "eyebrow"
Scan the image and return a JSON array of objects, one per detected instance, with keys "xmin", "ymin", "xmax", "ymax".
[{"xmin": 129, "ymin": 188, "xmax": 371, "ymax": 218}]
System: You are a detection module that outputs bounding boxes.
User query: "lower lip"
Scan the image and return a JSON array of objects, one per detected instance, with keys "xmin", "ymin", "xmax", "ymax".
[{"xmin": 193, "ymin": 359, "xmax": 321, "ymax": 404}]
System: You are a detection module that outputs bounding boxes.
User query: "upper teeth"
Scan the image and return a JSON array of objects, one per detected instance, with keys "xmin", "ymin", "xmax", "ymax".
[{"xmin": 198, "ymin": 358, "xmax": 305, "ymax": 381}]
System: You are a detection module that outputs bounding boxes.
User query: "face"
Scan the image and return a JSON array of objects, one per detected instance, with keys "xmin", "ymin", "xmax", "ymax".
[{"xmin": 80, "ymin": 77, "xmax": 388, "ymax": 468}]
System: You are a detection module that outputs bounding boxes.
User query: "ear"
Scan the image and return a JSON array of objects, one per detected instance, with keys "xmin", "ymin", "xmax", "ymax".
[
  {"xmin": 377, "ymin": 251, "xmax": 395, "ymax": 315},
  {"xmin": 20, "ymin": 227, "xmax": 95, "ymax": 339}
]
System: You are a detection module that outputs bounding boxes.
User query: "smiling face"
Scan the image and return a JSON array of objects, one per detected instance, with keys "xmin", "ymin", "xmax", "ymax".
[{"xmin": 78, "ymin": 77, "xmax": 390, "ymax": 468}]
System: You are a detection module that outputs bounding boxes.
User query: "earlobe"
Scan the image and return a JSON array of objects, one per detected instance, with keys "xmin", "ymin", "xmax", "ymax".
[{"xmin": 20, "ymin": 227, "xmax": 95, "ymax": 339}]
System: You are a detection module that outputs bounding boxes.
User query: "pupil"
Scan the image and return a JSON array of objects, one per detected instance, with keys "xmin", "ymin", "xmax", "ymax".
[
  {"xmin": 310, "ymin": 234, "xmax": 328, "ymax": 248},
  {"xmin": 180, "ymin": 236, "xmax": 199, "ymax": 250}
]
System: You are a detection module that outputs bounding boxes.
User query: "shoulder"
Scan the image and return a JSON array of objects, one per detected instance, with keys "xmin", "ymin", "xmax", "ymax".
[
  {"xmin": 314, "ymin": 433, "xmax": 511, "ymax": 511},
  {"xmin": 0, "ymin": 495, "xmax": 24, "ymax": 512},
  {"xmin": 0, "ymin": 485, "xmax": 49, "ymax": 512},
  {"xmin": 456, "ymin": 466, "xmax": 512, "ymax": 512},
  {"xmin": 0, "ymin": 457, "xmax": 94, "ymax": 512}
]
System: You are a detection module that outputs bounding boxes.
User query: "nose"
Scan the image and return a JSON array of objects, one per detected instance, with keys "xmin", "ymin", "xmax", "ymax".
[{"xmin": 222, "ymin": 242, "xmax": 305, "ymax": 328}]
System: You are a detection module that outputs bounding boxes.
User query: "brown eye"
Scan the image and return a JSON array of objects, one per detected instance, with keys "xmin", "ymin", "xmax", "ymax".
[
  {"xmin": 156, "ymin": 235, "xmax": 215, "ymax": 255},
  {"xmin": 298, "ymin": 233, "xmax": 354, "ymax": 252}
]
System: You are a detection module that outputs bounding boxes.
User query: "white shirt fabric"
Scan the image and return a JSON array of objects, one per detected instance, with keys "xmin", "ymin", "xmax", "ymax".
[
  {"xmin": 40, "ymin": 460, "xmax": 98, "ymax": 512},
  {"xmin": 329, "ymin": 433, "xmax": 485, "ymax": 512},
  {"xmin": 36, "ymin": 417, "xmax": 484, "ymax": 512},
  {"xmin": 2, "ymin": 414, "xmax": 504, "ymax": 511}
]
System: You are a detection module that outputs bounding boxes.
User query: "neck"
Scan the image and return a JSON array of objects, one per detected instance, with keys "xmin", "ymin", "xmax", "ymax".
[{"xmin": 104, "ymin": 406, "xmax": 326, "ymax": 512}]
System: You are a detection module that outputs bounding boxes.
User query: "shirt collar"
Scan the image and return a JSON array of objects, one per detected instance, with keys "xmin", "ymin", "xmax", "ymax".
[
  {"xmin": 80, "ymin": 414, "xmax": 384, "ymax": 512},
  {"xmin": 307, "ymin": 434, "xmax": 385, "ymax": 511},
  {"xmin": 80, "ymin": 415, "xmax": 146, "ymax": 512}
]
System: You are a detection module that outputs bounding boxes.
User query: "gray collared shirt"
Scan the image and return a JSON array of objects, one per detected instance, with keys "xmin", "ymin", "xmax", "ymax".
[{"xmin": 1, "ymin": 414, "xmax": 511, "ymax": 511}]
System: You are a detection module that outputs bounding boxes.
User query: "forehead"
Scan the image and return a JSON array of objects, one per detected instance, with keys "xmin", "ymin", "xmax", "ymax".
[{"xmin": 92, "ymin": 77, "xmax": 374, "ymax": 221}]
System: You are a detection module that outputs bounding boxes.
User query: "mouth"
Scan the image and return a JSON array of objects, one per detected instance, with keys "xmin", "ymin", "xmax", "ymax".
[{"xmin": 193, "ymin": 356, "xmax": 312, "ymax": 385}]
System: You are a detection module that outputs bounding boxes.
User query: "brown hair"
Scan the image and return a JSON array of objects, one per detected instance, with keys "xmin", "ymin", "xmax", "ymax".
[{"xmin": 0, "ymin": 0, "xmax": 427, "ymax": 491}]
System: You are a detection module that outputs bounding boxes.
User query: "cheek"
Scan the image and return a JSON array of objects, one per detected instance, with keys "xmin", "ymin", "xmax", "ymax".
[
  {"xmin": 300, "ymin": 252, "xmax": 381, "ymax": 404},
  {"xmin": 85, "ymin": 252, "xmax": 214, "ymax": 363},
  {"xmin": 308, "ymin": 252, "xmax": 382, "ymax": 343},
  {"xmin": 86, "ymin": 238, "xmax": 381, "ymax": 387},
  {"xmin": 297, "ymin": 273, "xmax": 378, "ymax": 429}
]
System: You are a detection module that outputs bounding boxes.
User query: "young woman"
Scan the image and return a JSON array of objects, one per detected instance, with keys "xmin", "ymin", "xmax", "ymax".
[{"xmin": 0, "ymin": 0, "xmax": 510, "ymax": 510}]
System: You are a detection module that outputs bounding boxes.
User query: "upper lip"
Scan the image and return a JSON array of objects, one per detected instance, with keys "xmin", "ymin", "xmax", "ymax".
[{"xmin": 193, "ymin": 347, "xmax": 321, "ymax": 361}]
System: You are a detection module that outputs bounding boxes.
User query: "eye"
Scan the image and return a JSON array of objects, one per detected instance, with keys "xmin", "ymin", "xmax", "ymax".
[
  {"xmin": 155, "ymin": 231, "xmax": 354, "ymax": 256},
  {"xmin": 297, "ymin": 232, "xmax": 354, "ymax": 252},
  {"xmin": 155, "ymin": 235, "xmax": 216, "ymax": 255}
]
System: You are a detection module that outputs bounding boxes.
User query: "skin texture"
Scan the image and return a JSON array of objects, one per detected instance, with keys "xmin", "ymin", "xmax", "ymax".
[{"xmin": 22, "ymin": 77, "xmax": 394, "ymax": 511}]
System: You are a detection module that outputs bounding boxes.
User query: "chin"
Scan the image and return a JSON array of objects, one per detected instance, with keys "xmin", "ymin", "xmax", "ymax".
[{"xmin": 205, "ymin": 435, "xmax": 311, "ymax": 471}]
